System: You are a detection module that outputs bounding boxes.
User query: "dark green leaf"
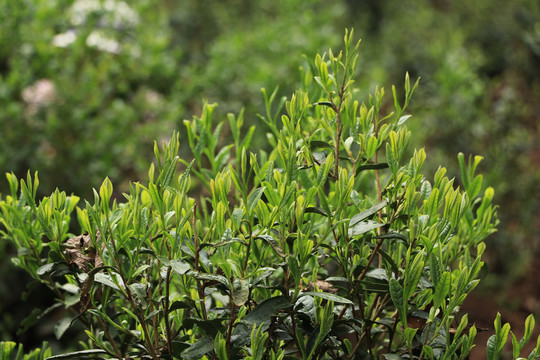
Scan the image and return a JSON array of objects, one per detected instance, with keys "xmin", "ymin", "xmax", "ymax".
[
  {"xmin": 188, "ymin": 271, "xmax": 230, "ymax": 288},
  {"xmin": 180, "ymin": 336, "xmax": 214, "ymax": 360},
  {"xmin": 305, "ymin": 207, "xmax": 328, "ymax": 217},
  {"xmin": 312, "ymin": 101, "xmax": 336, "ymax": 111},
  {"xmin": 243, "ymin": 296, "xmax": 291, "ymax": 326},
  {"xmin": 18, "ymin": 303, "xmax": 62, "ymax": 335},
  {"xmin": 389, "ymin": 278, "xmax": 406, "ymax": 326},
  {"xmin": 256, "ymin": 235, "xmax": 286, "ymax": 258},
  {"xmin": 355, "ymin": 163, "xmax": 389, "ymax": 175},
  {"xmin": 309, "ymin": 140, "xmax": 334, "ymax": 151},
  {"xmin": 168, "ymin": 300, "xmax": 193, "ymax": 313},
  {"xmin": 251, "ymin": 269, "xmax": 275, "ymax": 287},
  {"xmin": 375, "ymin": 232, "xmax": 408, "ymax": 246}
]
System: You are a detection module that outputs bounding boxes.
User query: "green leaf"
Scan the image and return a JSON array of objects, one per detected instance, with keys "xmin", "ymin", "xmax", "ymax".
[
  {"xmin": 522, "ymin": 315, "xmax": 536, "ymax": 349},
  {"xmin": 429, "ymin": 254, "xmax": 442, "ymax": 287},
  {"xmin": 247, "ymin": 186, "xmax": 265, "ymax": 214},
  {"xmin": 169, "ymin": 259, "xmax": 191, "ymax": 275},
  {"xmin": 309, "ymin": 140, "xmax": 334, "ymax": 151},
  {"xmin": 389, "ymin": 278, "xmax": 406, "ymax": 326},
  {"xmin": 257, "ymin": 235, "xmax": 286, "ymax": 258},
  {"xmin": 0, "ymin": 342, "xmax": 16, "ymax": 358},
  {"xmin": 349, "ymin": 200, "xmax": 387, "ymax": 225},
  {"xmin": 487, "ymin": 334, "xmax": 497, "ymax": 360},
  {"xmin": 348, "ymin": 220, "xmax": 384, "ymax": 237},
  {"xmin": 397, "ymin": 114, "xmax": 411, "ymax": 126},
  {"xmin": 54, "ymin": 317, "xmax": 72, "ymax": 340},
  {"xmin": 300, "ymin": 291, "xmax": 353, "ymax": 305},
  {"xmin": 404, "ymin": 254, "xmax": 424, "ymax": 300},
  {"xmin": 45, "ymin": 349, "xmax": 108, "ymax": 359},
  {"xmin": 128, "ymin": 283, "xmax": 148, "ymax": 308},
  {"xmin": 94, "ymin": 272, "xmax": 123, "ymax": 291},
  {"xmin": 287, "ymin": 256, "xmax": 300, "ymax": 286},
  {"xmin": 512, "ymin": 333, "xmax": 521, "ymax": 359},
  {"xmin": 214, "ymin": 332, "xmax": 228, "ymax": 360},
  {"xmin": 232, "ymin": 208, "xmax": 244, "ymax": 229},
  {"xmin": 18, "ymin": 304, "xmax": 62, "ymax": 335},
  {"xmin": 148, "ymin": 182, "xmax": 163, "ymax": 214},
  {"xmin": 233, "ymin": 278, "xmax": 250, "ymax": 306},
  {"xmin": 355, "ymin": 162, "xmax": 389, "ymax": 175},
  {"xmin": 458, "ymin": 152, "xmax": 470, "ymax": 190},
  {"xmin": 188, "ymin": 271, "xmax": 230, "ymax": 288},
  {"xmin": 36, "ymin": 263, "xmax": 56, "ymax": 276},
  {"xmin": 180, "ymin": 336, "xmax": 215, "ymax": 360},
  {"xmin": 305, "ymin": 206, "xmax": 328, "ymax": 217},
  {"xmin": 374, "ymin": 248, "xmax": 400, "ymax": 277},
  {"xmin": 433, "ymin": 272, "xmax": 450, "ymax": 309},
  {"xmin": 243, "ymin": 296, "xmax": 291, "ymax": 326},
  {"xmin": 168, "ymin": 300, "xmax": 192, "ymax": 313}
]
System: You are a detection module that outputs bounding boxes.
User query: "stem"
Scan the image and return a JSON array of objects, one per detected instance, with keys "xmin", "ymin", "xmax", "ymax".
[
  {"xmin": 164, "ymin": 264, "xmax": 173, "ymax": 356},
  {"xmin": 107, "ymin": 228, "xmax": 159, "ymax": 360},
  {"xmin": 332, "ymin": 52, "xmax": 350, "ymax": 179},
  {"xmin": 357, "ymin": 237, "xmax": 385, "ymax": 284},
  {"xmin": 226, "ymin": 301, "xmax": 236, "ymax": 353},
  {"xmin": 356, "ymin": 294, "xmax": 376, "ymax": 360},
  {"xmin": 95, "ymin": 316, "xmax": 124, "ymax": 359},
  {"xmin": 242, "ymin": 222, "xmax": 253, "ymax": 277},
  {"xmin": 289, "ymin": 310, "xmax": 303, "ymax": 358},
  {"xmin": 262, "ymin": 316, "xmax": 277, "ymax": 359},
  {"xmin": 192, "ymin": 204, "xmax": 208, "ymax": 320}
]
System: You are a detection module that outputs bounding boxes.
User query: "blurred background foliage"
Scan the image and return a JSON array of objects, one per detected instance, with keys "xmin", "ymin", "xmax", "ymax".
[{"xmin": 0, "ymin": 0, "xmax": 539, "ymax": 352}]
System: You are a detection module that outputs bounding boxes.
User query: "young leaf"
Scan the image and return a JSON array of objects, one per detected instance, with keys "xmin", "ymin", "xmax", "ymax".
[{"xmin": 247, "ymin": 186, "xmax": 265, "ymax": 215}]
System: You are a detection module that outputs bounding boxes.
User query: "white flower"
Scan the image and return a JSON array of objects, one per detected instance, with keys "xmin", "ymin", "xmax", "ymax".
[
  {"xmin": 86, "ymin": 30, "xmax": 121, "ymax": 54},
  {"xmin": 52, "ymin": 30, "xmax": 77, "ymax": 48}
]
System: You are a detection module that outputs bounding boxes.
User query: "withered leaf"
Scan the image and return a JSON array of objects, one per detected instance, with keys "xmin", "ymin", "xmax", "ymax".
[{"xmin": 63, "ymin": 232, "xmax": 103, "ymax": 272}]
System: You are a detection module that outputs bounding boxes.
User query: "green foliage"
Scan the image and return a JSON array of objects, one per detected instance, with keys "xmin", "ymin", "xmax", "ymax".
[
  {"xmin": 0, "ymin": 341, "xmax": 51, "ymax": 360},
  {"xmin": 0, "ymin": 30, "xmax": 536, "ymax": 360},
  {"xmin": 349, "ymin": 0, "xmax": 540, "ymax": 283}
]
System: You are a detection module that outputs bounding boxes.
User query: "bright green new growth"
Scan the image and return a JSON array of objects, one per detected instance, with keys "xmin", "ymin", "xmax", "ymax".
[{"xmin": 0, "ymin": 29, "xmax": 536, "ymax": 359}]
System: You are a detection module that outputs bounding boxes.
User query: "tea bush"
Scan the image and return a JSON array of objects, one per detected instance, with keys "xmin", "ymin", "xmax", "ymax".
[
  {"xmin": 2, "ymin": 30, "xmax": 539, "ymax": 360},
  {"xmin": 347, "ymin": 0, "xmax": 540, "ymax": 284},
  {"xmin": 0, "ymin": 0, "xmax": 344, "ymax": 345}
]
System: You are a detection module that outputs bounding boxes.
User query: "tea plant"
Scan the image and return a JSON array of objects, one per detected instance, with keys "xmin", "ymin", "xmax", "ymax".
[{"xmin": 1, "ymin": 30, "xmax": 539, "ymax": 360}]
